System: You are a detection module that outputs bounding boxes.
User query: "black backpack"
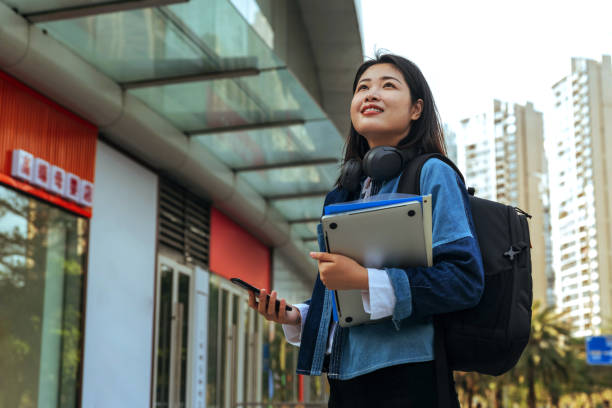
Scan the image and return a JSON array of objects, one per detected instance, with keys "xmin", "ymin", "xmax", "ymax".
[{"xmin": 398, "ymin": 153, "xmax": 533, "ymax": 377}]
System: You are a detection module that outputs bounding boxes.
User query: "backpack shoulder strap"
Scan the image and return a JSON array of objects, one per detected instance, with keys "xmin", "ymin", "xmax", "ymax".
[{"xmin": 398, "ymin": 153, "xmax": 466, "ymax": 195}]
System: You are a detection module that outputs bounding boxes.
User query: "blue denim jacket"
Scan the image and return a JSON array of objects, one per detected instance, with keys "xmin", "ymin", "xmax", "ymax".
[{"xmin": 296, "ymin": 159, "xmax": 485, "ymax": 380}]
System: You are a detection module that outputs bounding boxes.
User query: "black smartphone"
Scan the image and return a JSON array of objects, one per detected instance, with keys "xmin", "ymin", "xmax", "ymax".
[{"xmin": 230, "ymin": 278, "xmax": 293, "ymax": 312}]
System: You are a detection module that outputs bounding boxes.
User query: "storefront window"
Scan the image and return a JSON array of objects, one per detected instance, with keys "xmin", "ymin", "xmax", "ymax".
[{"xmin": 0, "ymin": 184, "xmax": 87, "ymax": 408}]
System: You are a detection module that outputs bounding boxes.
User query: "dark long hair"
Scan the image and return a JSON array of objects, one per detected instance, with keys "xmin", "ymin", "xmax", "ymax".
[{"xmin": 336, "ymin": 53, "xmax": 447, "ymax": 188}]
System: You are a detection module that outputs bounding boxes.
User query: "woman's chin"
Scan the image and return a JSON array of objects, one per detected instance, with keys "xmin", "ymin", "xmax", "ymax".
[{"xmin": 358, "ymin": 130, "xmax": 397, "ymax": 146}]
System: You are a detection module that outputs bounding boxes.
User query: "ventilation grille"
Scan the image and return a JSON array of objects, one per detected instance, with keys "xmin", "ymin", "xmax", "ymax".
[{"xmin": 158, "ymin": 180, "xmax": 210, "ymax": 267}]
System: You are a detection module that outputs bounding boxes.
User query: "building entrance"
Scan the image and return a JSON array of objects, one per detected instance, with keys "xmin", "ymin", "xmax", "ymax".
[{"xmin": 154, "ymin": 257, "xmax": 193, "ymax": 408}]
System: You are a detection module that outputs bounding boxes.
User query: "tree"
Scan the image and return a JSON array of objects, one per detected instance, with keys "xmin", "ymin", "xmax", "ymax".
[{"xmin": 512, "ymin": 300, "xmax": 573, "ymax": 408}]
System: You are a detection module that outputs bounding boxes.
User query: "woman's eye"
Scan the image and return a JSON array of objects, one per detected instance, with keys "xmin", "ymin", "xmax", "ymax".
[
  {"xmin": 383, "ymin": 82, "xmax": 395, "ymax": 88},
  {"xmin": 358, "ymin": 85, "xmax": 368, "ymax": 91}
]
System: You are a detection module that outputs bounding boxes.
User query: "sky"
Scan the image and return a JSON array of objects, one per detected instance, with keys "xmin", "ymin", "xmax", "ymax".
[{"xmin": 360, "ymin": 0, "xmax": 612, "ymax": 125}]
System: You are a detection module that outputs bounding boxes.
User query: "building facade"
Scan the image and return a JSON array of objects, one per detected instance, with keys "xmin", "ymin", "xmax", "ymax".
[
  {"xmin": 0, "ymin": 0, "xmax": 363, "ymax": 406},
  {"xmin": 456, "ymin": 100, "xmax": 548, "ymax": 307},
  {"xmin": 547, "ymin": 56, "xmax": 612, "ymax": 337}
]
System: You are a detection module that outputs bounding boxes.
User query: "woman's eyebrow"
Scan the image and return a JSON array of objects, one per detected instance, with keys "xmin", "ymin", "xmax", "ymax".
[
  {"xmin": 358, "ymin": 76, "xmax": 401, "ymax": 84},
  {"xmin": 381, "ymin": 76, "xmax": 401, "ymax": 83}
]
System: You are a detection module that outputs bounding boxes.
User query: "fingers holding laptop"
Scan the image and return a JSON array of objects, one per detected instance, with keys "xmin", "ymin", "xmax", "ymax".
[{"xmin": 310, "ymin": 252, "xmax": 368, "ymax": 291}]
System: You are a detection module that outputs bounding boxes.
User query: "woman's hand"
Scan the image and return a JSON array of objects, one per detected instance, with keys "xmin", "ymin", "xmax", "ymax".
[
  {"xmin": 309, "ymin": 252, "xmax": 368, "ymax": 290},
  {"xmin": 248, "ymin": 289, "xmax": 301, "ymax": 326}
]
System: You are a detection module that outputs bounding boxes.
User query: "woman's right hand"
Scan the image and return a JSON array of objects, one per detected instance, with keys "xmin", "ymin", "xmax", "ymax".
[{"xmin": 248, "ymin": 289, "xmax": 301, "ymax": 326}]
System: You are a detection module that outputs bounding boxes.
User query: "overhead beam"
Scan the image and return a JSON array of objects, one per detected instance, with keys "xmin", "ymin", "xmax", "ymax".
[
  {"xmin": 235, "ymin": 158, "xmax": 339, "ymax": 172},
  {"xmin": 266, "ymin": 190, "xmax": 329, "ymax": 201},
  {"xmin": 288, "ymin": 218, "xmax": 320, "ymax": 224},
  {"xmin": 25, "ymin": 0, "xmax": 188, "ymax": 23},
  {"xmin": 186, "ymin": 119, "xmax": 305, "ymax": 136},
  {"xmin": 120, "ymin": 68, "xmax": 260, "ymax": 89}
]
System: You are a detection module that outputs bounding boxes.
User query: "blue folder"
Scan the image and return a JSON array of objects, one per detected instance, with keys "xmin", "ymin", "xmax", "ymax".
[{"xmin": 323, "ymin": 194, "xmax": 422, "ymax": 216}]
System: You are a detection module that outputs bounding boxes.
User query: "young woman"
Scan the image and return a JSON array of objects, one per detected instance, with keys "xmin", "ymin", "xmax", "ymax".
[{"xmin": 248, "ymin": 53, "xmax": 484, "ymax": 407}]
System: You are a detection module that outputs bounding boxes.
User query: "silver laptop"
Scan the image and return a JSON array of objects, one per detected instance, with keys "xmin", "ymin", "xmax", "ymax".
[{"xmin": 321, "ymin": 195, "xmax": 432, "ymax": 327}]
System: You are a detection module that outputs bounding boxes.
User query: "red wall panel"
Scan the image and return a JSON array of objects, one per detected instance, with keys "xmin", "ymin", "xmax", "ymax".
[
  {"xmin": 209, "ymin": 207, "xmax": 271, "ymax": 290},
  {"xmin": 0, "ymin": 70, "xmax": 97, "ymax": 216}
]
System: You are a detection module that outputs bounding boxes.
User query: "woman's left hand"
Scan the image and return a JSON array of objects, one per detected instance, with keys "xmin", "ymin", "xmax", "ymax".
[{"xmin": 309, "ymin": 252, "xmax": 368, "ymax": 290}]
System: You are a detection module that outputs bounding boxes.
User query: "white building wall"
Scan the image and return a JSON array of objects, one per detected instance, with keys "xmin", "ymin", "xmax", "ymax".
[
  {"xmin": 82, "ymin": 141, "xmax": 158, "ymax": 408},
  {"xmin": 548, "ymin": 56, "xmax": 612, "ymax": 337}
]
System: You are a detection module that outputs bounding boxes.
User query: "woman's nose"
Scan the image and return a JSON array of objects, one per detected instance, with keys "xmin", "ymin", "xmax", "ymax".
[{"xmin": 364, "ymin": 91, "xmax": 380, "ymax": 101}]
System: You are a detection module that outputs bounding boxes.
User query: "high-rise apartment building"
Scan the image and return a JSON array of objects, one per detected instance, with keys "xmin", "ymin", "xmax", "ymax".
[
  {"xmin": 547, "ymin": 56, "xmax": 612, "ymax": 337},
  {"xmin": 456, "ymin": 101, "xmax": 548, "ymax": 307}
]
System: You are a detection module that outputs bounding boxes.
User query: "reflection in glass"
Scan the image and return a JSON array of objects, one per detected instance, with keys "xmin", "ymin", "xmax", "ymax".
[
  {"xmin": 271, "ymin": 197, "xmax": 325, "ymax": 221},
  {"xmin": 178, "ymin": 273, "xmax": 190, "ymax": 406},
  {"xmin": 238, "ymin": 164, "xmax": 337, "ymax": 197},
  {"xmin": 130, "ymin": 68, "xmax": 325, "ymax": 131},
  {"xmin": 261, "ymin": 322, "xmax": 300, "ymax": 403},
  {"xmin": 3, "ymin": 0, "xmax": 109, "ymax": 14},
  {"xmin": 290, "ymin": 222, "xmax": 319, "ymax": 240},
  {"xmin": 36, "ymin": 0, "xmax": 282, "ymax": 83},
  {"xmin": 155, "ymin": 267, "xmax": 173, "ymax": 407},
  {"xmin": 0, "ymin": 184, "xmax": 87, "ymax": 408},
  {"xmin": 194, "ymin": 120, "xmax": 342, "ymax": 170}
]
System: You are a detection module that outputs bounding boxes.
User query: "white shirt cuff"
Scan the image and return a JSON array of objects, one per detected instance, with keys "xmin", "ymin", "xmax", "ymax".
[
  {"xmin": 282, "ymin": 303, "xmax": 309, "ymax": 346},
  {"xmin": 361, "ymin": 268, "xmax": 397, "ymax": 320}
]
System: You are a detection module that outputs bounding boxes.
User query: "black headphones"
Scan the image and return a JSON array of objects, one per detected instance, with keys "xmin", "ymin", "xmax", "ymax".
[{"xmin": 339, "ymin": 145, "xmax": 420, "ymax": 193}]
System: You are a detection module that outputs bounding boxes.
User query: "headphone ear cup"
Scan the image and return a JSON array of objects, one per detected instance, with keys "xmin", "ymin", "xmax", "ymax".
[
  {"xmin": 362, "ymin": 146, "xmax": 404, "ymax": 181},
  {"xmin": 339, "ymin": 158, "xmax": 363, "ymax": 192}
]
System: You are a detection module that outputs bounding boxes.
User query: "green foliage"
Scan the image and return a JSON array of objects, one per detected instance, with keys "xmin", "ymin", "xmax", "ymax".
[{"xmin": 454, "ymin": 300, "xmax": 612, "ymax": 407}]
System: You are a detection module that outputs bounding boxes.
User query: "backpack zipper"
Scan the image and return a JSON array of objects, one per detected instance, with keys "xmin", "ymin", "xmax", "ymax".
[{"xmin": 514, "ymin": 207, "xmax": 532, "ymax": 219}]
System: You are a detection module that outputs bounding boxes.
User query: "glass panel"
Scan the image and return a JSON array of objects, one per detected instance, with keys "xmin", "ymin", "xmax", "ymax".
[
  {"xmin": 0, "ymin": 184, "xmax": 87, "ymax": 408},
  {"xmin": 303, "ymin": 240, "xmax": 320, "ymax": 254},
  {"xmin": 177, "ymin": 273, "xmax": 190, "ymax": 407},
  {"xmin": 238, "ymin": 164, "xmax": 337, "ymax": 197},
  {"xmin": 270, "ymin": 197, "xmax": 325, "ymax": 221},
  {"xmin": 166, "ymin": 0, "xmax": 280, "ymax": 70},
  {"xmin": 290, "ymin": 222, "xmax": 319, "ymax": 239},
  {"xmin": 206, "ymin": 280, "xmax": 229, "ymax": 408},
  {"xmin": 36, "ymin": 0, "xmax": 282, "ymax": 83},
  {"xmin": 193, "ymin": 120, "xmax": 343, "ymax": 169},
  {"xmin": 261, "ymin": 322, "xmax": 298, "ymax": 403},
  {"xmin": 129, "ymin": 68, "xmax": 325, "ymax": 131},
  {"xmin": 38, "ymin": 8, "xmax": 213, "ymax": 83},
  {"xmin": 3, "ymin": 0, "xmax": 113, "ymax": 14},
  {"xmin": 155, "ymin": 266, "xmax": 173, "ymax": 408},
  {"xmin": 206, "ymin": 283, "xmax": 219, "ymax": 407}
]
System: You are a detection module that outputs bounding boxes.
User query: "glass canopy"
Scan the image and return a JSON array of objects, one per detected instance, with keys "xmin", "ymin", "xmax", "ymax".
[
  {"xmin": 3, "ymin": 0, "xmax": 111, "ymax": 14},
  {"xmin": 129, "ymin": 68, "xmax": 324, "ymax": 131},
  {"xmin": 194, "ymin": 120, "xmax": 342, "ymax": 169},
  {"xmin": 271, "ymin": 197, "xmax": 325, "ymax": 222},
  {"xmin": 237, "ymin": 163, "xmax": 338, "ymax": 198},
  {"xmin": 5, "ymin": 0, "xmax": 347, "ymax": 243}
]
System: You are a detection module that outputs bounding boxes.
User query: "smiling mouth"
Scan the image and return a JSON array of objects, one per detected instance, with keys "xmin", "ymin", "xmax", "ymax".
[{"xmin": 361, "ymin": 106, "xmax": 384, "ymax": 114}]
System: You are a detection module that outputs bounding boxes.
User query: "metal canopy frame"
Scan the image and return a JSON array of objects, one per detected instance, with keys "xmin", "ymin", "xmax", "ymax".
[
  {"xmin": 120, "ymin": 66, "xmax": 285, "ymax": 89},
  {"xmin": 288, "ymin": 218, "xmax": 321, "ymax": 224},
  {"xmin": 121, "ymin": 68, "xmax": 260, "ymax": 89},
  {"xmin": 186, "ymin": 119, "xmax": 306, "ymax": 136},
  {"xmin": 234, "ymin": 158, "xmax": 338, "ymax": 173},
  {"xmin": 265, "ymin": 190, "xmax": 329, "ymax": 201},
  {"xmin": 24, "ymin": 0, "xmax": 188, "ymax": 23}
]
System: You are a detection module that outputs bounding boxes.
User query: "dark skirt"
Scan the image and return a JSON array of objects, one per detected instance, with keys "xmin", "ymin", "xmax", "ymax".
[{"xmin": 327, "ymin": 360, "xmax": 460, "ymax": 408}]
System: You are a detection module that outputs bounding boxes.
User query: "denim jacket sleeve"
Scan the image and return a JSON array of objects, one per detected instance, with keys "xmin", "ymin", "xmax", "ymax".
[{"xmin": 385, "ymin": 159, "xmax": 485, "ymax": 327}]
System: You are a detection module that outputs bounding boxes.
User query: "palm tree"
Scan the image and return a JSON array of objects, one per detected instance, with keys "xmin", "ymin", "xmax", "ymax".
[{"xmin": 512, "ymin": 300, "xmax": 573, "ymax": 408}]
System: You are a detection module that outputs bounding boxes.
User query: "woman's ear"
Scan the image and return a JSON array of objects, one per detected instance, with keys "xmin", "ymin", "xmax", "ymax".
[{"xmin": 410, "ymin": 99, "xmax": 424, "ymax": 120}]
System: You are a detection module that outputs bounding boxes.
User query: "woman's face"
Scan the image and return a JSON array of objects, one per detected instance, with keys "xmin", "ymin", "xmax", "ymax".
[{"xmin": 350, "ymin": 63, "xmax": 423, "ymax": 148}]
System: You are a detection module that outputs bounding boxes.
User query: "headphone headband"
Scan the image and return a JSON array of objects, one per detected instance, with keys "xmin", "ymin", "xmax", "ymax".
[{"xmin": 339, "ymin": 145, "xmax": 420, "ymax": 192}]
